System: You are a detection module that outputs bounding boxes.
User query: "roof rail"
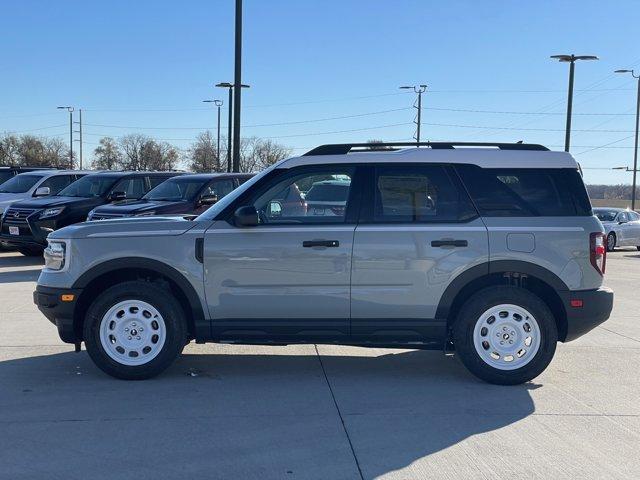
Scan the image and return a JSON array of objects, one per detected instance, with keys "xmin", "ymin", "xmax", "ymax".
[{"xmin": 303, "ymin": 142, "xmax": 549, "ymax": 156}]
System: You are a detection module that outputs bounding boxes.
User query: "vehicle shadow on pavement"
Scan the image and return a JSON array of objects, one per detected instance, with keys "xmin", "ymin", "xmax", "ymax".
[
  {"xmin": 0, "ymin": 254, "xmax": 43, "ymax": 268},
  {"xmin": 0, "ymin": 348, "xmax": 537, "ymax": 479},
  {"xmin": 0, "ymin": 268, "xmax": 41, "ymax": 283}
]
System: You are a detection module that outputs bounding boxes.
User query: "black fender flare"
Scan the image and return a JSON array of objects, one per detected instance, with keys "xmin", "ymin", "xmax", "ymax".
[
  {"xmin": 73, "ymin": 257, "xmax": 207, "ymax": 339},
  {"xmin": 435, "ymin": 260, "xmax": 569, "ymax": 320}
]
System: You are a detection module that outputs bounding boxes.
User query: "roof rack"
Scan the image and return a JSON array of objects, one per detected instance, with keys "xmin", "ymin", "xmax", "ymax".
[{"xmin": 303, "ymin": 142, "xmax": 549, "ymax": 156}]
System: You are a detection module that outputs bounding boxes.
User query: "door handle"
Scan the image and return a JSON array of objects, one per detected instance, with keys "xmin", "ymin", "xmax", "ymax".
[
  {"xmin": 303, "ymin": 240, "xmax": 340, "ymax": 248},
  {"xmin": 431, "ymin": 239, "xmax": 468, "ymax": 248}
]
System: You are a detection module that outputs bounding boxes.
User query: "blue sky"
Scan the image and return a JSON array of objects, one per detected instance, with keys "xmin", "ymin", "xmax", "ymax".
[{"xmin": 1, "ymin": 0, "xmax": 639, "ymax": 184}]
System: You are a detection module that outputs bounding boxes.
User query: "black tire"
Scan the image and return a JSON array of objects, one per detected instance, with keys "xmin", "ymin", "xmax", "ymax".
[
  {"xmin": 18, "ymin": 246, "xmax": 44, "ymax": 256},
  {"xmin": 83, "ymin": 280, "xmax": 187, "ymax": 380},
  {"xmin": 452, "ymin": 286, "xmax": 558, "ymax": 385},
  {"xmin": 606, "ymin": 233, "xmax": 616, "ymax": 252},
  {"xmin": 636, "ymin": 246, "xmax": 640, "ymax": 251}
]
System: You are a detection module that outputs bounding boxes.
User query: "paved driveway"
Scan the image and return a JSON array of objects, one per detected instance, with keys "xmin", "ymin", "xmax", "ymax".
[{"xmin": 0, "ymin": 250, "xmax": 638, "ymax": 479}]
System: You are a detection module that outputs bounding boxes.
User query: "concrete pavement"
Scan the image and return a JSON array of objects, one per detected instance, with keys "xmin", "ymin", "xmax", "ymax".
[{"xmin": 0, "ymin": 250, "xmax": 638, "ymax": 479}]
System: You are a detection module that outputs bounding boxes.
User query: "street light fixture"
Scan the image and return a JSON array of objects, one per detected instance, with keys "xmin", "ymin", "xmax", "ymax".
[
  {"xmin": 215, "ymin": 82, "xmax": 250, "ymax": 172},
  {"xmin": 614, "ymin": 69, "xmax": 640, "ymax": 210},
  {"xmin": 57, "ymin": 106, "xmax": 74, "ymax": 168},
  {"xmin": 203, "ymin": 99, "xmax": 224, "ymax": 171},
  {"xmin": 400, "ymin": 85, "xmax": 428, "ymax": 143},
  {"xmin": 550, "ymin": 54, "xmax": 599, "ymax": 152}
]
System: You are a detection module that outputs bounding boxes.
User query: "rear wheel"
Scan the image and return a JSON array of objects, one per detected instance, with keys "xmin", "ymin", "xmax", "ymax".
[
  {"xmin": 452, "ymin": 286, "xmax": 557, "ymax": 385},
  {"xmin": 83, "ymin": 281, "xmax": 187, "ymax": 380},
  {"xmin": 18, "ymin": 246, "xmax": 44, "ymax": 256},
  {"xmin": 606, "ymin": 233, "xmax": 616, "ymax": 252}
]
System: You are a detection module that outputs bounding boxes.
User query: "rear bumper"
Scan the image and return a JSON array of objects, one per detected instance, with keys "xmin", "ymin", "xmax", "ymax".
[
  {"xmin": 561, "ymin": 286, "xmax": 614, "ymax": 342},
  {"xmin": 34, "ymin": 285, "xmax": 82, "ymax": 344}
]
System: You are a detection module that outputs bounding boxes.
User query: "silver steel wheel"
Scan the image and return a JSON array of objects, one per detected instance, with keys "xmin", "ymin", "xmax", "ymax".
[
  {"xmin": 99, "ymin": 300, "xmax": 167, "ymax": 366},
  {"xmin": 472, "ymin": 304, "xmax": 541, "ymax": 371}
]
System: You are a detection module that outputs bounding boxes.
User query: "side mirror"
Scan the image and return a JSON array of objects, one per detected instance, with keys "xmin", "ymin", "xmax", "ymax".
[
  {"xmin": 199, "ymin": 194, "xmax": 219, "ymax": 206},
  {"xmin": 109, "ymin": 191, "xmax": 127, "ymax": 202},
  {"xmin": 234, "ymin": 205, "xmax": 258, "ymax": 227},
  {"xmin": 34, "ymin": 186, "xmax": 51, "ymax": 197},
  {"xmin": 267, "ymin": 200, "xmax": 282, "ymax": 218}
]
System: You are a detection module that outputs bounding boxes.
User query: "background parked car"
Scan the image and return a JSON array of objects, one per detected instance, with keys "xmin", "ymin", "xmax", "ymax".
[
  {"xmin": 0, "ymin": 171, "xmax": 180, "ymax": 256},
  {"xmin": 594, "ymin": 207, "xmax": 640, "ymax": 251},
  {"xmin": 87, "ymin": 173, "xmax": 253, "ymax": 220},
  {"xmin": 0, "ymin": 166, "xmax": 59, "ymax": 186},
  {"xmin": 0, "ymin": 170, "xmax": 87, "ymax": 216}
]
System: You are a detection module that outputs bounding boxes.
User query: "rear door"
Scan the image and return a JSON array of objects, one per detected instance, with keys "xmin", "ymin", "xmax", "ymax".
[{"xmin": 351, "ymin": 164, "xmax": 488, "ymax": 342}]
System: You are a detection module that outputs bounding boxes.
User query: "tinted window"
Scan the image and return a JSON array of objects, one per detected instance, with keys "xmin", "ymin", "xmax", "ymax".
[
  {"xmin": 252, "ymin": 168, "xmax": 354, "ymax": 224},
  {"xmin": 0, "ymin": 174, "xmax": 43, "ymax": 193},
  {"xmin": 113, "ymin": 177, "xmax": 146, "ymax": 199},
  {"xmin": 629, "ymin": 211, "xmax": 640, "ymax": 221},
  {"xmin": 457, "ymin": 166, "xmax": 592, "ymax": 217},
  {"xmin": 145, "ymin": 177, "xmax": 209, "ymax": 201},
  {"xmin": 373, "ymin": 165, "xmax": 476, "ymax": 223},
  {"xmin": 40, "ymin": 175, "xmax": 73, "ymax": 194},
  {"xmin": 618, "ymin": 212, "xmax": 629, "ymax": 223},
  {"xmin": 58, "ymin": 175, "xmax": 118, "ymax": 198},
  {"xmin": 594, "ymin": 209, "xmax": 618, "ymax": 222},
  {"xmin": 149, "ymin": 175, "xmax": 172, "ymax": 189},
  {"xmin": 0, "ymin": 172, "xmax": 14, "ymax": 184}
]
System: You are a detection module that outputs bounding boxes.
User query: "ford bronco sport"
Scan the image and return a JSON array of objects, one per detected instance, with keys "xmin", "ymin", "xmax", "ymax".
[{"xmin": 34, "ymin": 142, "xmax": 613, "ymax": 384}]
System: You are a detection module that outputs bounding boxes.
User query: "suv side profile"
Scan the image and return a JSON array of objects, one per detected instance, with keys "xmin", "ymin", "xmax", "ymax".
[
  {"xmin": 1, "ymin": 171, "xmax": 179, "ymax": 256},
  {"xmin": 34, "ymin": 142, "xmax": 613, "ymax": 384}
]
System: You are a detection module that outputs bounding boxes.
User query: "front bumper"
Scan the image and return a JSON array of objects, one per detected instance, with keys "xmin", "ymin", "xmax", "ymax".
[
  {"xmin": 34, "ymin": 285, "xmax": 82, "ymax": 344},
  {"xmin": 561, "ymin": 286, "xmax": 614, "ymax": 342},
  {"xmin": 0, "ymin": 216, "xmax": 55, "ymax": 248}
]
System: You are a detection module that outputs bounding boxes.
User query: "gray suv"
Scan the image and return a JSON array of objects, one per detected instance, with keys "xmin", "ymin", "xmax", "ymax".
[{"xmin": 34, "ymin": 142, "xmax": 613, "ymax": 384}]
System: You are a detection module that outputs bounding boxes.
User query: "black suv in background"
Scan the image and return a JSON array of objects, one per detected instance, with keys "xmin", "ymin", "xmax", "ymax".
[
  {"xmin": 0, "ymin": 166, "xmax": 59, "ymax": 185},
  {"xmin": 87, "ymin": 173, "xmax": 253, "ymax": 220},
  {"xmin": 0, "ymin": 171, "xmax": 180, "ymax": 255}
]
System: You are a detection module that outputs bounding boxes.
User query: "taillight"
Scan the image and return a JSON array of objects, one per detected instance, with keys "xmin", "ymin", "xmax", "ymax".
[{"xmin": 590, "ymin": 232, "xmax": 606, "ymax": 275}]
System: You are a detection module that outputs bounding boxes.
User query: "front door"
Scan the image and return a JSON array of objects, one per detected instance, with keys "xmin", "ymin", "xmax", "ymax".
[
  {"xmin": 351, "ymin": 164, "xmax": 489, "ymax": 343},
  {"xmin": 203, "ymin": 165, "xmax": 360, "ymax": 340}
]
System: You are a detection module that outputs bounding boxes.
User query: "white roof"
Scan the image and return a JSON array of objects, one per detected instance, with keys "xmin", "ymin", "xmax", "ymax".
[{"xmin": 281, "ymin": 147, "xmax": 578, "ymax": 169}]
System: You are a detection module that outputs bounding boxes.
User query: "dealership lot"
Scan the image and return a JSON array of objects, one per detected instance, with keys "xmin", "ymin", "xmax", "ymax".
[{"xmin": 0, "ymin": 250, "xmax": 638, "ymax": 480}]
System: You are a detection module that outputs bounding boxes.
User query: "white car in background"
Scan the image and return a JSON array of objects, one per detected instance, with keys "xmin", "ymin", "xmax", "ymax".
[
  {"xmin": 593, "ymin": 207, "xmax": 640, "ymax": 252},
  {"xmin": 0, "ymin": 170, "xmax": 86, "ymax": 216}
]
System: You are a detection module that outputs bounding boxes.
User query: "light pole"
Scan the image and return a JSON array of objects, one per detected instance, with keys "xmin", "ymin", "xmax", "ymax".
[
  {"xmin": 550, "ymin": 54, "xmax": 598, "ymax": 152},
  {"xmin": 57, "ymin": 106, "xmax": 74, "ymax": 168},
  {"xmin": 614, "ymin": 69, "xmax": 640, "ymax": 210},
  {"xmin": 203, "ymin": 99, "xmax": 223, "ymax": 171},
  {"xmin": 216, "ymin": 82, "xmax": 249, "ymax": 172},
  {"xmin": 400, "ymin": 84, "xmax": 427, "ymax": 143},
  {"xmin": 233, "ymin": 0, "xmax": 243, "ymax": 173}
]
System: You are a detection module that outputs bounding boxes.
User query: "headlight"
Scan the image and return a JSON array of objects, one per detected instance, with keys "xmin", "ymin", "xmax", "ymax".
[
  {"xmin": 44, "ymin": 241, "xmax": 66, "ymax": 271},
  {"xmin": 40, "ymin": 207, "xmax": 65, "ymax": 219},
  {"xmin": 87, "ymin": 209, "xmax": 95, "ymax": 221},
  {"xmin": 135, "ymin": 211, "xmax": 156, "ymax": 217}
]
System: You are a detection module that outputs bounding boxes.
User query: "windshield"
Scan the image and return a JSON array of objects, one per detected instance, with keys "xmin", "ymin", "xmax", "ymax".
[
  {"xmin": 58, "ymin": 175, "xmax": 118, "ymax": 198},
  {"xmin": 196, "ymin": 165, "xmax": 275, "ymax": 220},
  {"xmin": 0, "ymin": 174, "xmax": 43, "ymax": 193},
  {"xmin": 594, "ymin": 209, "xmax": 618, "ymax": 222},
  {"xmin": 145, "ymin": 177, "xmax": 208, "ymax": 201}
]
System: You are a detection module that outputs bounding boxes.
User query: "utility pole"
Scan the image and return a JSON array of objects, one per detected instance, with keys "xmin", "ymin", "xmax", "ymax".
[
  {"xmin": 232, "ymin": 0, "xmax": 243, "ymax": 172},
  {"xmin": 216, "ymin": 81, "xmax": 249, "ymax": 172},
  {"xmin": 57, "ymin": 106, "xmax": 74, "ymax": 168},
  {"xmin": 550, "ymin": 54, "xmax": 598, "ymax": 152},
  {"xmin": 74, "ymin": 109, "xmax": 83, "ymax": 169},
  {"xmin": 615, "ymin": 69, "xmax": 640, "ymax": 210},
  {"xmin": 400, "ymin": 85, "xmax": 427, "ymax": 143}
]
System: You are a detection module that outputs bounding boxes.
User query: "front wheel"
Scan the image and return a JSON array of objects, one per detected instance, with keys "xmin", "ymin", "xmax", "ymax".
[
  {"xmin": 452, "ymin": 286, "xmax": 558, "ymax": 385},
  {"xmin": 83, "ymin": 281, "xmax": 187, "ymax": 380}
]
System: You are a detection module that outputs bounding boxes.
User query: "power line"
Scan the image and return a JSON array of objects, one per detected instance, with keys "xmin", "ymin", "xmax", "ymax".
[{"xmin": 1, "ymin": 124, "xmax": 66, "ymax": 134}]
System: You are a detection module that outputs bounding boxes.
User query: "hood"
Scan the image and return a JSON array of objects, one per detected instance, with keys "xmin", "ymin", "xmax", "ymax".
[
  {"xmin": 49, "ymin": 216, "xmax": 200, "ymax": 240},
  {"xmin": 93, "ymin": 199, "xmax": 187, "ymax": 216},
  {"xmin": 9, "ymin": 195, "xmax": 101, "ymax": 210}
]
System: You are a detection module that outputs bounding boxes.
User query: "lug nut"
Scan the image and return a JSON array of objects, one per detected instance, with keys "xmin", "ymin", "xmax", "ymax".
[
  {"xmin": 128, "ymin": 336, "xmax": 132, "ymax": 340},
  {"xmin": 136, "ymin": 336, "xmax": 141, "ymax": 340},
  {"xmin": 125, "ymin": 328, "xmax": 129, "ymax": 332}
]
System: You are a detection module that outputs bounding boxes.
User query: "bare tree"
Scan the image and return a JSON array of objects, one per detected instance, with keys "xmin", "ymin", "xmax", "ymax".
[
  {"xmin": 239, "ymin": 137, "xmax": 291, "ymax": 173},
  {"xmin": 93, "ymin": 137, "xmax": 122, "ymax": 170},
  {"xmin": 42, "ymin": 137, "xmax": 72, "ymax": 168},
  {"xmin": 189, "ymin": 131, "xmax": 221, "ymax": 173},
  {"xmin": 119, "ymin": 134, "xmax": 148, "ymax": 170},
  {"xmin": 0, "ymin": 134, "xmax": 20, "ymax": 167}
]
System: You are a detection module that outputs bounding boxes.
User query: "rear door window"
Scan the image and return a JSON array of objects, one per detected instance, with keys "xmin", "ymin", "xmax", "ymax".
[
  {"xmin": 370, "ymin": 165, "xmax": 476, "ymax": 223},
  {"xmin": 113, "ymin": 177, "xmax": 146, "ymax": 199},
  {"xmin": 40, "ymin": 175, "xmax": 74, "ymax": 194},
  {"xmin": 456, "ymin": 166, "xmax": 592, "ymax": 216}
]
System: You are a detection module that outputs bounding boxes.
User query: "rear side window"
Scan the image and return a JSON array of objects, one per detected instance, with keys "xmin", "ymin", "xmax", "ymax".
[
  {"xmin": 456, "ymin": 166, "xmax": 592, "ymax": 217},
  {"xmin": 40, "ymin": 175, "xmax": 74, "ymax": 194},
  {"xmin": 113, "ymin": 177, "xmax": 146, "ymax": 199},
  {"xmin": 372, "ymin": 165, "xmax": 476, "ymax": 223},
  {"xmin": 149, "ymin": 175, "xmax": 171, "ymax": 189}
]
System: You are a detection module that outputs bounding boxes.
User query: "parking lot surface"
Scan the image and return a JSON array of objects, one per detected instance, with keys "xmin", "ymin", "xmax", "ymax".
[{"xmin": 0, "ymin": 250, "xmax": 638, "ymax": 479}]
